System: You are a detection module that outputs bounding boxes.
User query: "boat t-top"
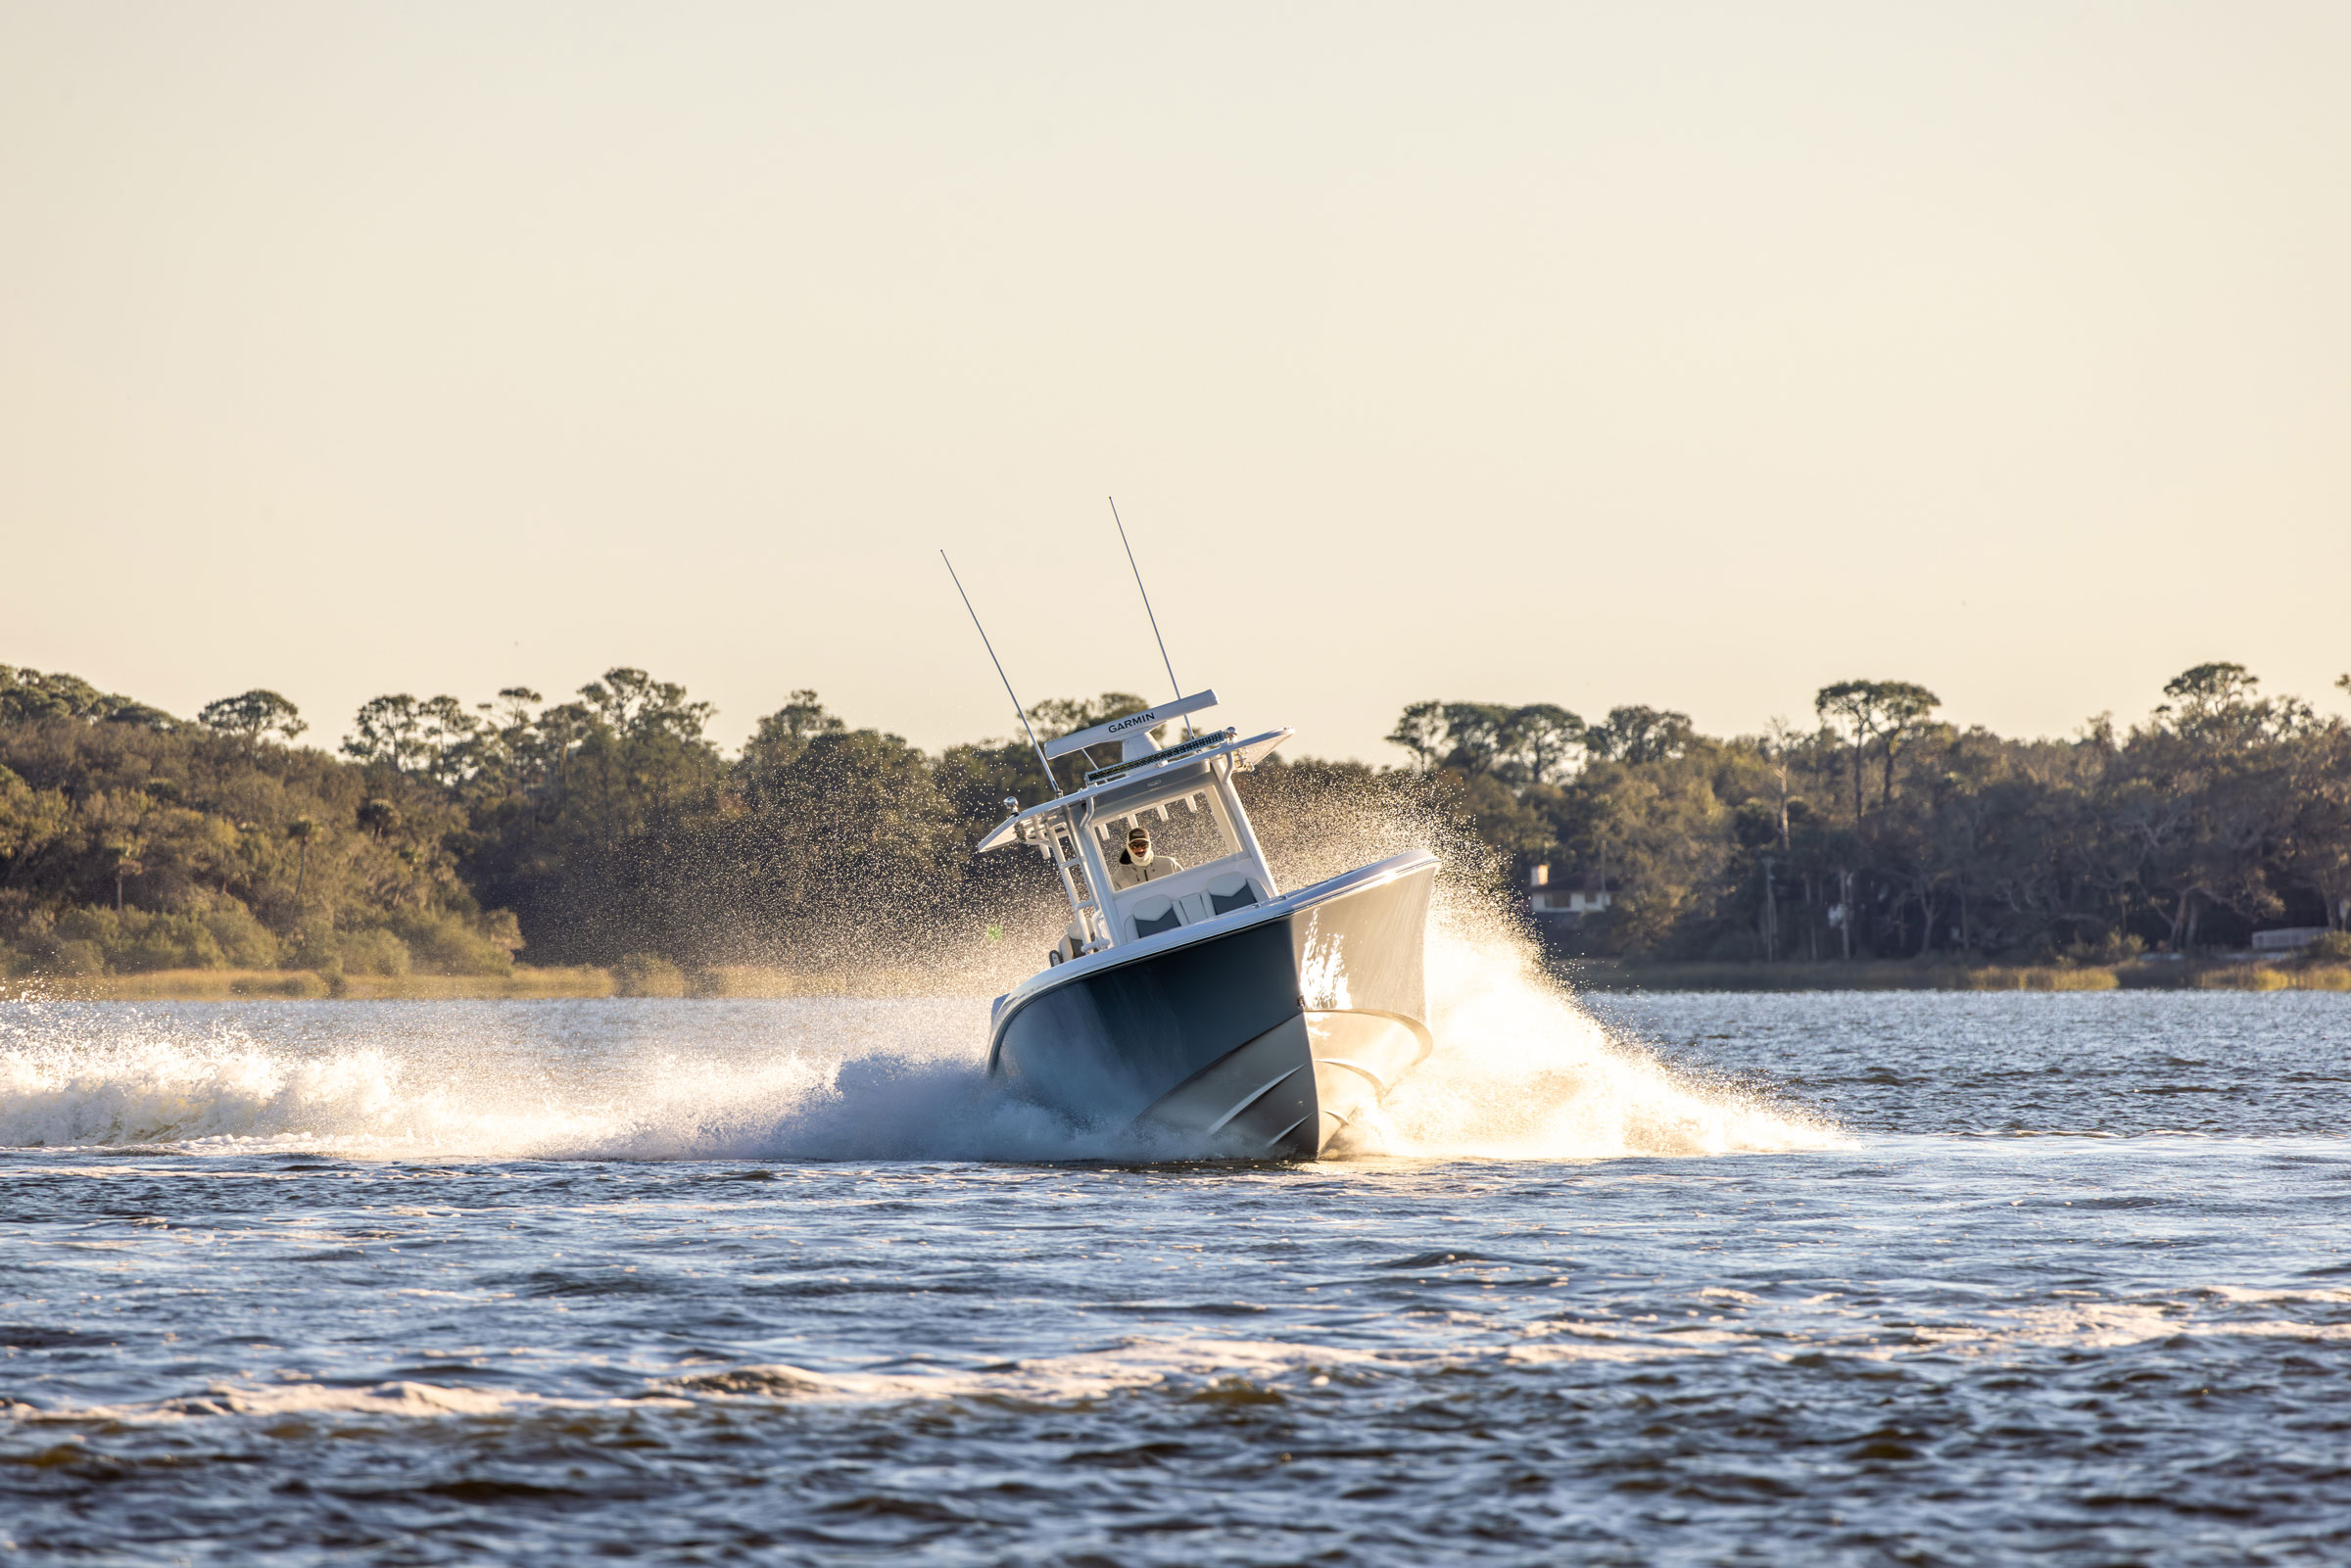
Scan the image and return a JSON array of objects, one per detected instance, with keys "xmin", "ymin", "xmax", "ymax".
[{"xmin": 975, "ymin": 688, "xmax": 1438, "ymax": 1158}]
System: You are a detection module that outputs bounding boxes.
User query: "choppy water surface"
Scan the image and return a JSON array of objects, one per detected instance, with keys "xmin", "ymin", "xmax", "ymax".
[{"xmin": 5, "ymin": 947, "xmax": 2349, "ymax": 1565}]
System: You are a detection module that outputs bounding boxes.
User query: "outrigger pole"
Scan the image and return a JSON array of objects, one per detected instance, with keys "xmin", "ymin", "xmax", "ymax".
[
  {"xmin": 940, "ymin": 550, "xmax": 1061, "ymax": 796},
  {"xmin": 1107, "ymin": 497, "xmax": 1192, "ymax": 739}
]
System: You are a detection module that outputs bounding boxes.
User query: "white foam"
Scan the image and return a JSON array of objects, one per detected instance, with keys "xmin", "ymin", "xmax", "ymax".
[
  {"xmin": 11, "ymin": 1338, "xmax": 1402, "ymax": 1428},
  {"xmin": 15, "ymin": 1287, "xmax": 2333, "ymax": 1432},
  {"xmin": 1356, "ymin": 927, "xmax": 1838, "ymax": 1159},
  {"xmin": 0, "ymin": 1014, "xmax": 1135, "ymax": 1161},
  {"xmin": 9, "ymin": 1379, "xmax": 614, "ymax": 1428},
  {"xmin": 0, "ymin": 925, "xmax": 1830, "ymax": 1163},
  {"xmin": 658, "ymin": 1335, "xmax": 1393, "ymax": 1405}
]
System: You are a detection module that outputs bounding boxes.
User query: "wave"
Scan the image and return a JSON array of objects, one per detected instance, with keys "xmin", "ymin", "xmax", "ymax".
[{"xmin": 0, "ymin": 930, "xmax": 1833, "ymax": 1163}]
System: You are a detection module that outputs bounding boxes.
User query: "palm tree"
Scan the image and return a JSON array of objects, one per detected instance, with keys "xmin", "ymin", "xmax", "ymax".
[{"xmin": 288, "ymin": 817, "xmax": 318, "ymax": 906}]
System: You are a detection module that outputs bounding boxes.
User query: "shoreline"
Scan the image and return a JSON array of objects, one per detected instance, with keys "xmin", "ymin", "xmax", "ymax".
[
  {"xmin": 0, "ymin": 964, "xmax": 980, "ymax": 1002},
  {"xmin": 0, "ymin": 966, "xmax": 616, "ymax": 1002},
  {"xmin": 1560, "ymin": 958, "xmax": 2351, "ymax": 993},
  {"xmin": 6, "ymin": 958, "xmax": 2349, "ymax": 1001}
]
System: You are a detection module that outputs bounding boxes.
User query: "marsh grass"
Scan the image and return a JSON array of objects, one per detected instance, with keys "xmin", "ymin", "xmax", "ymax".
[
  {"xmin": 684, "ymin": 965, "xmax": 973, "ymax": 998},
  {"xmin": 1961, "ymin": 966, "xmax": 2121, "ymax": 991},
  {"xmin": 1570, "ymin": 959, "xmax": 2351, "ymax": 993},
  {"xmin": 333, "ymin": 966, "xmax": 613, "ymax": 1000},
  {"xmin": 12, "ymin": 958, "xmax": 2346, "ymax": 1002},
  {"xmin": 5, "ymin": 966, "xmax": 613, "ymax": 1002}
]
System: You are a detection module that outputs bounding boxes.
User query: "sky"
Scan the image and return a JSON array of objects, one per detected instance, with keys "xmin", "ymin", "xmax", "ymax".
[{"xmin": 4, "ymin": 2, "xmax": 2347, "ymax": 763}]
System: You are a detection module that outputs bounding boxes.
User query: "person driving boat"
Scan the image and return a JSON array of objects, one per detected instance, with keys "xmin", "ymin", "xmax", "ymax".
[{"xmin": 1110, "ymin": 824, "xmax": 1181, "ymax": 888}]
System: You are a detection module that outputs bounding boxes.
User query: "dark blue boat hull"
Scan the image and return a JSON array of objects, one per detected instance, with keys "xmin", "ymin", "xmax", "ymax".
[{"xmin": 986, "ymin": 853, "xmax": 1436, "ymax": 1158}]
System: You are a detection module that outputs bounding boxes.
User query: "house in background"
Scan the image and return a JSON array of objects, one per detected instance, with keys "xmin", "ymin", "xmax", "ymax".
[
  {"xmin": 2251, "ymin": 927, "xmax": 2328, "ymax": 953},
  {"xmin": 1526, "ymin": 863, "xmax": 1612, "ymax": 924}
]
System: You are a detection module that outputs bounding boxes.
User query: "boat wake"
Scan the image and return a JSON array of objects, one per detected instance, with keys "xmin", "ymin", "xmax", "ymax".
[
  {"xmin": 0, "ymin": 999, "xmax": 1105, "ymax": 1163},
  {"xmin": 0, "ymin": 933, "xmax": 1833, "ymax": 1163}
]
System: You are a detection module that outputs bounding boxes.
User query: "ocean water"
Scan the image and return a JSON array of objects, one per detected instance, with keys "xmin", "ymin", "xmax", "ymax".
[{"xmin": 4, "ymin": 940, "xmax": 2349, "ymax": 1566}]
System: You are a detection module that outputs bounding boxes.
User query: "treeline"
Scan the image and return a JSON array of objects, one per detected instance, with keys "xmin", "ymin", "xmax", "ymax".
[
  {"xmin": 1390, "ymin": 665, "xmax": 2351, "ymax": 962},
  {"xmin": 1, "ymin": 669, "xmax": 520, "ymax": 979},
  {"xmin": 0, "ymin": 665, "xmax": 1298, "ymax": 979},
  {"xmin": 3, "ymin": 658, "xmax": 2346, "ymax": 979}
]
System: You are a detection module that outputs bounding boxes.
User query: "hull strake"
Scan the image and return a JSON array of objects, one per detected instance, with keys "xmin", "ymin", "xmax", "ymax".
[{"xmin": 987, "ymin": 852, "xmax": 1436, "ymax": 1157}]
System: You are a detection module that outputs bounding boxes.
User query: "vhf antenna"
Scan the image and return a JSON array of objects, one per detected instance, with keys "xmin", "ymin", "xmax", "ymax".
[
  {"xmin": 1107, "ymin": 497, "xmax": 1193, "ymax": 739},
  {"xmin": 940, "ymin": 550, "xmax": 1060, "ymax": 795}
]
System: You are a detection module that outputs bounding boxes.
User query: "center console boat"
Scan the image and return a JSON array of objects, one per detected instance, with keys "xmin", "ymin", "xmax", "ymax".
[{"xmin": 979, "ymin": 689, "xmax": 1437, "ymax": 1158}]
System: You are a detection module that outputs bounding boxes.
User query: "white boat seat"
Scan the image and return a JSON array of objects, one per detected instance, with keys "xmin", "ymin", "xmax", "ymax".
[
  {"xmin": 1131, "ymin": 896, "xmax": 1182, "ymax": 938},
  {"xmin": 1208, "ymin": 873, "xmax": 1260, "ymax": 916}
]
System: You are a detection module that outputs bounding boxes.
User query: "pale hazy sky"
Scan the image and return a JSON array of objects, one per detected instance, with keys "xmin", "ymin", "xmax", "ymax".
[{"xmin": 4, "ymin": 3, "xmax": 2346, "ymax": 762}]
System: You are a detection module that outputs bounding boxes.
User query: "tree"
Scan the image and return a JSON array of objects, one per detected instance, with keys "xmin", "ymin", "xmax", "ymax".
[
  {"xmin": 1542, "ymin": 744, "xmax": 1731, "ymax": 956},
  {"xmin": 1758, "ymin": 718, "xmax": 1800, "ymax": 853},
  {"xmin": 744, "ymin": 690, "xmax": 846, "ymax": 773},
  {"xmin": 578, "ymin": 668, "xmax": 714, "ymax": 745},
  {"xmin": 1873, "ymin": 684, "xmax": 1942, "ymax": 806},
  {"xmin": 288, "ymin": 816, "xmax": 317, "ymax": 906},
  {"xmin": 1510, "ymin": 704, "xmax": 1586, "ymax": 785},
  {"xmin": 2121, "ymin": 664, "xmax": 2307, "ymax": 951},
  {"xmin": 2287, "ymin": 719, "xmax": 2351, "ymax": 929},
  {"xmin": 1814, "ymin": 680, "xmax": 1940, "ymax": 816},
  {"xmin": 1385, "ymin": 701, "xmax": 1449, "ymax": 771},
  {"xmin": 345, "ymin": 695, "xmax": 432, "ymax": 773},
  {"xmin": 108, "ymin": 840, "xmax": 142, "ymax": 914},
  {"xmin": 1439, "ymin": 703, "xmax": 1517, "ymax": 775},
  {"xmin": 1587, "ymin": 706, "xmax": 1695, "ymax": 764},
  {"xmin": 198, "ymin": 689, "xmax": 308, "ymax": 750},
  {"xmin": 0, "ymin": 666, "xmax": 173, "ymax": 728},
  {"xmin": 344, "ymin": 693, "xmax": 483, "ymax": 784},
  {"xmin": 2162, "ymin": 662, "xmax": 2260, "ymax": 716}
]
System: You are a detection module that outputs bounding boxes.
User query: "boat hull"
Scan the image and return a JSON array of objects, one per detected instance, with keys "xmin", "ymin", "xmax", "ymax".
[{"xmin": 986, "ymin": 851, "xmax": 1436, "ymax": 1158}]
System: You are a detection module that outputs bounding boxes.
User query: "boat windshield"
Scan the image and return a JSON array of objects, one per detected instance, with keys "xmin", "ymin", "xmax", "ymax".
[{"xmin": 1092, "ymin": 788, "xmax": 1238, "ymax": 870}]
